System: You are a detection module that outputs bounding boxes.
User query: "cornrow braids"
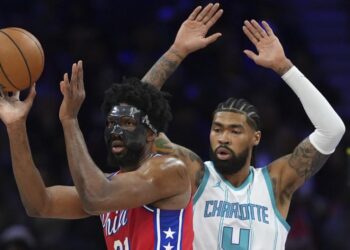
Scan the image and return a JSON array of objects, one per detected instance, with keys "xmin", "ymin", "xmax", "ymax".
[{"xmin": 214, "ymin": 97, "xmax": 261, "ymax": 131}]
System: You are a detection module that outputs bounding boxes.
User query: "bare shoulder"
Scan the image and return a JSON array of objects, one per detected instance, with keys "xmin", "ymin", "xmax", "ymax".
[{"xmin": 140, "ymin": 155, "xmax": 188, "ymax": 181}]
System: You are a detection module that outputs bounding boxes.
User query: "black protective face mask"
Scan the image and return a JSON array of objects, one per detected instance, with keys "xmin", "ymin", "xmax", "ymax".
[
  {"xmin": 209, "ymin": 145, "xmax": 249, "ymax": 175},
  {"xmin": 104, "ymin": 105, "xmax": 150, "ymax": 169}
]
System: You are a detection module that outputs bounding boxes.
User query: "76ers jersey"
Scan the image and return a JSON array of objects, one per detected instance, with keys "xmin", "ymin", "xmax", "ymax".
[
  {"xmin": 100, "ymin": 173, "xmax": 193, "ymax": 250},
  {"xmin": 193, "ymin": 161, "xmax": 290, "ymax": 250}
]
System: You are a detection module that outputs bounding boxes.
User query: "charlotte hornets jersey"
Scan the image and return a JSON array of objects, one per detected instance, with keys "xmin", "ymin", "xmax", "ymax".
[
  {"xmin": 193, "ymin": 161, "xmax": 290, "ymax": 250},
  {"xmin": 100, "ymin": 172, "xmax": 194, "ymax": 250}
]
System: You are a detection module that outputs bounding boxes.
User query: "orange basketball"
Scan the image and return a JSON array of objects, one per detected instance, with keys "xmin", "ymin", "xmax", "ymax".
[{"xmin": 0, "ymin": 27, "xmax": 44, "ymax": 92}]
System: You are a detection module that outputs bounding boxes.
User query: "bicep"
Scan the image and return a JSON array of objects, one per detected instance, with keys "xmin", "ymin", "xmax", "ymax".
[
  {"xmin": 44, "ymin": 186, "xmax": 90, "ymax": 219},
  {"xmin": 271, "ymin": 137, "xmax": 330, "ymax": 196}
]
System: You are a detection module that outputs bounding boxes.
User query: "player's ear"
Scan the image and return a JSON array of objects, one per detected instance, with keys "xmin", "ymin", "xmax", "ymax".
[
  {"xmin": 252, "ymin": 130, "xmax": 261, "ymax": 146},
  {"xmin": 146, "ymin": 129, "xmax": 156, "ymax": 142}
]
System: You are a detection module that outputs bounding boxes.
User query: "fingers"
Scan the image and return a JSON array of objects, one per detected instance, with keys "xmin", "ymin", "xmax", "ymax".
[
  {"xmin": 71, "ymin": 63, "xmax": 78, "ymax": 91},
  {"xmin": 243, "ymin": 20, "xmax": 266, "ymax": 44},
  {"xmin": 251, "ymin": 19, "xmax": 267, "ymax": 38},
  {"xmin": 243, "ymin": 50, "xmax": 258, "ymax": 62},
  {"xmin": 61, "ymin": 61, "xmax": 85, "ymax": 100},
  {"xmin": 205, "ymin": 8, "xmax": 223, "ymax": 28},
  {"xmin": 204, "ymin": 32, "xmax": 222, "ymax": 45},
  {"xmin": 24, "ymin": 83, "xmax": 36, "ymax": 105},
  {"xmin": 12, "ymin": 91, "xmax": 20, "ymax": 101},
  {"xmin": 0, "ymin": 86, "xmax": 5, "ymax": 99},
  {"xmin": 60, "ymin": 80, "xmax": 65, "ymax": 95},
  {"xmin": 262, "ymin": 20, "xmax": 274, "ymax": 36},
  {"xmin": 195, "ymin": 3, "xmax": 214, "ymax": 22},
  {"xmin": 243, "ymin": 24, "xmax": 259, "ymax": 45},
  {"xmin": 77, "ymin": 60, "xmax": 85, "ymax": 91},
  {"xmin": 202, "ymin": 3, "xmax": 220, "ymax": 24},
  {"xmin": 187, "ymin": 6, "xmax": 202, "ymax": 20},
  {"xmin": 64, "ymin": 72, "xmax": 69, "ymax": 85}
]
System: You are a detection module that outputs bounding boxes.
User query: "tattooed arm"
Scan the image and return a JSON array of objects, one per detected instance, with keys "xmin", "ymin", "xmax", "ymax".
[
  {"xmin": 142, "ymin": 3, "xmax": 223, "ymax": 90},
  {"xmin": 153, "ymin": 133, "xmax": 204, "ymax": 194},
  {"xmin": 243, "ymin": 20, "xmax": 345, "ymax": 218}
]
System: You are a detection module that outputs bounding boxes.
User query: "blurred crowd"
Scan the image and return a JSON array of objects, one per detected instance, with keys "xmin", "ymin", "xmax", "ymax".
[{"xmin": 0, "ymin": 0, "xmax": 349, "ymax": 249}]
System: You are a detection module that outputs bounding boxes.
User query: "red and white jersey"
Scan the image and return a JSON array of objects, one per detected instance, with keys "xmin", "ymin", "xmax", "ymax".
[{"xmin": 100, "ymin": 173, "xmax": 194, "ymax": 250}]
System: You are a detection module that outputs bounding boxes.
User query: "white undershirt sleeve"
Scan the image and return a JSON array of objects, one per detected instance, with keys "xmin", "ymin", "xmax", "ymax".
[{"xmin": 281, "ymin": 66, "xmax": 345, "ymax": 155}]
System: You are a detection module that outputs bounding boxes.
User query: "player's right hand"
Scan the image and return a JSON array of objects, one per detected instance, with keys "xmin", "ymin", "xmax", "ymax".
[
  {"xmin": 0, "ymin": 84, "xmax": 36, "ymax": 126},
  {"xmin": 171, "ymin": 3, "xmax": 223, "ymax": 58}
]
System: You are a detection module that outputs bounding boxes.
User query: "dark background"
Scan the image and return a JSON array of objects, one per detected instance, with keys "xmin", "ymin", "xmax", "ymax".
[{"xmin": 0, "ymin": 0, "xmax": 349, "ymax": 249}]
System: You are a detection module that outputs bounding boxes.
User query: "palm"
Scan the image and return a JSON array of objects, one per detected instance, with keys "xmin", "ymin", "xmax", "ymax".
[
  {"xmin": 0, "ymin": 95, "xmax": 32, "ymax": 125},
  {"xmin": 175, "ymin": 21, "xmax": 212, "ymax": 52},
  {"xmin": 173, "ymin": 3, "xmax": 223, "ymax": 55},
  {"xmin": 255, "ymin": 37, "xmax": 284, "ymax": 67},
  {"xmin": 243, "ymin": 20, "xmax": 288, "ymax": 70}
]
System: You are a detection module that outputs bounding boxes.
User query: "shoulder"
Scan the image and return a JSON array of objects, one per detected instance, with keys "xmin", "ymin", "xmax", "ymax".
[{"xmin": 140, "ymin": 155, "xmax": 188, "ymax": 181}]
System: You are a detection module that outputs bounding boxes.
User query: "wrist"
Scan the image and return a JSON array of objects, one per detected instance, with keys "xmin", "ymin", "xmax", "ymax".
[
  {"xmin": 169, "ymin": 44, "xmax": 188, "ymax": 60},
  {"xmin": 60, "ymin": 118, "xmax": 78, "ymax": 126},
  {"xmin": 6, "ymin": 120, "xmax": 27, "ymax": 132},
  {"xmin": 272, "ymin": 58, "xmax": 293, "ymax": 76}
]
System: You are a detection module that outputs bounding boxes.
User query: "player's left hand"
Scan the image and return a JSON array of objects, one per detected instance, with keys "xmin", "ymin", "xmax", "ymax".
[
  {"xmin": 59, "ymin": 60, "xmax": 85, "ymax": 121},
  {"xmin": 172, "ymin": 3, "xmax": 223, "ymax": 58},
  {"xmin": 243, "ymin": 20, "xmax": 292, "ymax": 75}
]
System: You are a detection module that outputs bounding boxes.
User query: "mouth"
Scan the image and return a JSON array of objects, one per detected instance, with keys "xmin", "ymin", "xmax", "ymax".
[
  {"xmin": 111, "ymin": 140, "xmax": 126, "ymax": 154},
  {"xmin": 215, "ymin": 147, "xmax": 232, "ymax": 161}
]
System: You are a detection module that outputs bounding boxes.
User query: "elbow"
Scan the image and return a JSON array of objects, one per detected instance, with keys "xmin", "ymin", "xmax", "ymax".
[
  {"xmin": 81, "ymin": 197, "xmax": 108, "ymax": 215},
  {"xmin": 81, "ymin": 199, "xmax": 101, "ymax": 215},
  {"xmin": 80, "ymin": 185, "xmax": 109, "ymax": 215},
  {"xmin": 329, "ymin": 117, "xmax": 346, "ymax": 141},
  {"xmin": 21, "ymin": 197, "xmax": 49, "ymax": 218},
  {"xmin": 335, "ymin": 119, "xmax": 346, "ymax": 138},
  {"xmin": 25, "ymin": 206, "xmax": 45, "ymax": 218}
]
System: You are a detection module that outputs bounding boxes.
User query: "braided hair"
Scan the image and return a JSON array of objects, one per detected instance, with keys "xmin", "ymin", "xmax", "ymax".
[{"xmin": 214, "ymin": 97, "xmax": 261, "ymax": 131}]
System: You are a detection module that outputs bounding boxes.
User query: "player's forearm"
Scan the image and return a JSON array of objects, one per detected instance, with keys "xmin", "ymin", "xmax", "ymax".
[
  {"xmin": 6, "ymin": 122, "xmax": 50, "ymax": 216},
  {"xmin": 61, "ymin": 119, "xmax": 108, "ymax": 212},
  {"xmin": 142, "ymin": 45, "xmax": 187, "ymax": 90},
  {"xmin": 282, "ymin": 66, "xmax": 345, "ymax": 154}
]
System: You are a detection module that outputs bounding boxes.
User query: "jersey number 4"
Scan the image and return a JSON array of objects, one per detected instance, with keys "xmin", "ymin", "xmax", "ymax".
[
  {"xmin": 222, "ymin": 226, "xmax": 250, "ymax": 250},
  {"xmin": 114, "ymin": 237, "xmax": 129, "ymax": 250}
]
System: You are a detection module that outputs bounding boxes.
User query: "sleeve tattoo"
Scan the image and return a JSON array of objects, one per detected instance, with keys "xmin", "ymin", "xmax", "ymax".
[
  {"xmin": 288, "ymin": 138, "xmax": 330, "ymax": 180},
  {"xmin": 142, "ymin": 48, "xmax": 184, "ymax": 89}
]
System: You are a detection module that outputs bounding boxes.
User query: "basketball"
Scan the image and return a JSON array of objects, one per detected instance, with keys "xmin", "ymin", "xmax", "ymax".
[{"xmin": 0, "ymin": 27, "xmax": 44, "ymax": 92}]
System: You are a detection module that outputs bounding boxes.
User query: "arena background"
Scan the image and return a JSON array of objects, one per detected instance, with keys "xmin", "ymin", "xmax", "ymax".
[{"xmin": 0, "ymin": 0, "xmax": 349, "ymax": 249}]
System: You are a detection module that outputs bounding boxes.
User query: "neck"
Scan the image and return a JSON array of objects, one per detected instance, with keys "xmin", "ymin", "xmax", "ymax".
[{"xmin": 222, "ymin": 164, "xmax": 251, "ymax": 187}]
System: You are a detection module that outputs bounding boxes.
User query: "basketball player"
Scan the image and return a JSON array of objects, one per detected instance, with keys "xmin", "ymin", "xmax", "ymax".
[
  {"xmin": 0, "ymin": 3, "xmax": 221, "ymax": 249},
  {"xmin": 143, "ymin": 20, "xmax": 346, "ymax": 249}
]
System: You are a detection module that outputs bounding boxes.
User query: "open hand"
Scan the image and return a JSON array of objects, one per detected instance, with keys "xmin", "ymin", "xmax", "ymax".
[
  {"xmin": 243, "ymin": 20, "xmax": 292, "ymax": 75},
  {"xmin": 0, "ymin": 85, "xmax": 36, "ymax": 126},
  {"xmin": 59, "ymin": 60, "xmax": 85, "ymax": 121},
  {"xmin": 172, "ymin": 3, "xmax": 223, "ymax": 58}
]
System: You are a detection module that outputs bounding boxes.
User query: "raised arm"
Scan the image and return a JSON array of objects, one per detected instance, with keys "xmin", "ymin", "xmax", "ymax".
[
  {"xmin": 142, "ymin": 3, "xmax": 223, "ymax": 89},
  {"xmin": 0, "ymin": 87, "xmax": 88, "ymax": 219},
  {"xmin": 243, "ymin": 20, "xmax": 345, "ymax": 216}
]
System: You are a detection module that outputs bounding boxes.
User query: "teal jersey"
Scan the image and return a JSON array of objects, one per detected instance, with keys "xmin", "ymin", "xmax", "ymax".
[{"xmin": 193, "ymin": 161, "xmax": 290, "ymax": 250}]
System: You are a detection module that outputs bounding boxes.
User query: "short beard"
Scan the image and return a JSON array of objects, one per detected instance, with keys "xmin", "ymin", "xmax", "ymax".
[
  {"xmin": 107, "ymin": 146, "xmax": 144, "ymax": 171},
  {"xmin": 209, "ymin": 146, "xmax": 249, "ymax": 175}
]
